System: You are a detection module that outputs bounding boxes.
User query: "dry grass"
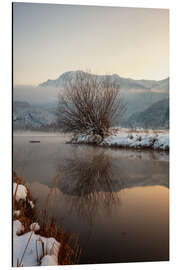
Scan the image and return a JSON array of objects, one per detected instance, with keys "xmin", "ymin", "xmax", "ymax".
[
  {"xmin": 13, "ymin": 172, "xmax": 36, "ymax": 233},
  {"xmin": 13, "ymin": 171, "xmax": 81, "ymax": 266}
]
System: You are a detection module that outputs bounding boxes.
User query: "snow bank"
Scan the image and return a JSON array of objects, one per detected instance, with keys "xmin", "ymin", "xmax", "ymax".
[
  {"xmin": 70, "ymin": 130, "xmax": 169, "ymax": 151},
  {"xmin": 13, "ymin": 220, "xmax": 60, "ymax": 267},
  {"xmin": 70, "ymin": 133, "xmax": 102, "ymax": 144},
  {"xmin": 41, "ymin": 255, "xmax": 58, "ymax": 266},
  {"xmin": 101, "ymin": 133, "xmax": 169, "ymax": 151},
  {"xmin": 153, "ymin": 135, "xmax": 169, "ymax": 150},
  {"xmin": 13, "ymin": 181, "xmax": 61, "ymax": 266},
  {"xmin": 13, "ymin": 183, "xmax": 27, "ymax": 201}
]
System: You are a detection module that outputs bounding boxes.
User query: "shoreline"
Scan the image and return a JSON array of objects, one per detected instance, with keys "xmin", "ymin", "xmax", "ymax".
[
  {"xmin": 68, "ymin": 129, "xmax": 169, "ymax": 152},
  {"xmin": 13, "ymin": 128, "xmax": 169, "ymax": 151},
  {"xmin": 13, "ymin": 172, "xmax": 81, "ymax": 267}
]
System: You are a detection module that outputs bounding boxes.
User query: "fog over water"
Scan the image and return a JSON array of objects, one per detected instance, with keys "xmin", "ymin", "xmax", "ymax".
[{"xmin": 13, "ymin": 133, "xmax": 169, "ymax": 264}]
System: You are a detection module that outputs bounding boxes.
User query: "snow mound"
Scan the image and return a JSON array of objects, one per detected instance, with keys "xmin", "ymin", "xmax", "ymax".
[
  {"xmin": 13, "ymin": 183, "xmax": 27, "ymax": 201},
  {"xmin": 153, "ymin": 135, "xmax": 169, "ymax": 150},
  {"xmin": 30, "ymin": 222, "xmax": 40, "ymax": 232},
  {"xmin": 41, "ymin": 255, "xmax": 58, "ymax": 266},
  {"xmin": 14, "ymin": 210, "xmax": 21, "ymax": 217},
  {"xmin": 71, "ymin": 131, "xmax": 169, "ymax": 151},
  {"xmin": 14, "ymin": 220, "xmax": 24, "ymax": 236},
  {"xmin": 101, "ymin": 133, "xmax": 169, "ymax": 151},
  {"xmin": 70, "ymin": 134, "xmax": 102, "ymax": 144},
  {"xmin": 13, "ymin": 220, "xmax": 60, "ymax": 267}
]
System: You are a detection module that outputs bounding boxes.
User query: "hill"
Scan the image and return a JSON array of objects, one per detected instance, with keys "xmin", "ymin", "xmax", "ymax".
[
  {"xmin": 126, "ymin": 99, "xmax": 169, "ymax": 129},
  {"xmin": 13, "ymin": 101, "xmax": 57, "ymax": 130}
]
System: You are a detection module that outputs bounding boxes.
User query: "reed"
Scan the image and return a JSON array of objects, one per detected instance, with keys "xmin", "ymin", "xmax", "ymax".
[{"xmin": 13, "ymin": 171, "xmax": 81, "ymax": 266}]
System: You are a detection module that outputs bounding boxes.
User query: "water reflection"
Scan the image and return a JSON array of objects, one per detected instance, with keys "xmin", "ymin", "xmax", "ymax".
[
  {"xmin": 13, "ymin": 135, "xmax": 169, "ymax": 263},
  {"xmin": 57, "ymin": 149, "xmax": 122, "ymax": 225},
  {"xmin": 13, "ymin": 144, "xmax": 34, "ymax": 173},
  {"xmin": 55, "ymin": 147, "xmax": 169, "ymax": 227}
]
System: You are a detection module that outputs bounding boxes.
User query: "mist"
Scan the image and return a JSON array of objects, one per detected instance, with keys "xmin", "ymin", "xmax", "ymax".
[{"xmin": 13, "ymin": 85, "xmax": 60, "ymax": 105}]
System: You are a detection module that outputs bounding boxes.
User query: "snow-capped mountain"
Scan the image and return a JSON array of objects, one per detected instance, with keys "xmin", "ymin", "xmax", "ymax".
[
  {"xmin": 39, "ymin": 70, "xmax": 169, "ymax": 92},
  {"xmin": 13, "ymin": 71, "xmax": 169, "ymax": 130}
]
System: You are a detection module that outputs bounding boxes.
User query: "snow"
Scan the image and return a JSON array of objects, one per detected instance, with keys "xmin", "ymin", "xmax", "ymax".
[
  {"xmin": 13, "ymin": 183, "xmax": 27, "ymax": 201},
  {"xmin": 14, "ymin": 220, "xmax": 24, "ymax": 236},
  {"xmin": 153, "ymin": 135, "xmax": 169, "ymax": 150},
  {"xmin": 30, "ymin": 222, "xmax": 40, "ymax": 232},
  {"xmin": 71, "ymin": 133, "xmax": 102, "ymax": 144},
  {"xmin": 13, "ymin": 182, "xmax": 61, "ymax": 266},
  {"xmin": 13, "ymin": 220, "xmax": 60, "ymax": 267},
  {"xmin": 101, "ymin": 133, "xmax": 169, "ymax": 150},
  {"xmin": 29, "ymin": 200, "xmax": 35, "ymax": 209},
  {"xmin": 72, "ymin": 129, "xmax": 169, "ymax": 151},
  {"xmin": 14, "ymin": 210, "xmax": 21, "ymax": 217},
  {"xmin": 13, "ymin": 107, "xmax": 57, "ymax": 129},
  {"xmin": 41, "ymin": 255, "xmax": 58, "ymax": 266}
]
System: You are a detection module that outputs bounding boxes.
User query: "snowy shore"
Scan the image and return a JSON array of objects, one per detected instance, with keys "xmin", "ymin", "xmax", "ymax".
[
  {"xmin": 13, "ymin": 182, "xmax": 60, "ymax": 267},
  {"xmin": 69, "ymin": 129, "xmax": 169, "ymax": 151}
]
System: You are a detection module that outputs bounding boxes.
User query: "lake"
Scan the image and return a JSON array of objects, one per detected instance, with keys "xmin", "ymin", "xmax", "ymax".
[{"xmin": 13, "ymin": 133, "xmax": 169, "ymax": 264}]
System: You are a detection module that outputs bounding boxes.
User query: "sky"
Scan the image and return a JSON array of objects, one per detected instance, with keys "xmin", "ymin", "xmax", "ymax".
[{"xmin": 13, "ymin": 3, "xmax": 169, "ymax": 86}]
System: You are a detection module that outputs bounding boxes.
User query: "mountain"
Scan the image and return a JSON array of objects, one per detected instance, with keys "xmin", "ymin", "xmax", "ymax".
[
  {"xmin": 126, "ymin": 99, "xmax": 169, "ymax": 129},
  {"xmin": 13, "ymin": 72, "xmax": 169, "ymax": 130},
  {"xmin": 124, "ymin": 90, "xmax": 169, "ymax": 118},
  {"xmin": 39, "ymin": 70, "xmax": 169, "ymax": 93},
  {"xmin": 13, "ymin": 101, "xmax": 57, "ymax": 130},
  {"xmin": 13, "ymin": 98, "xmax": 169, "ymax": 131},
  {"xmin": 39, "ymin": 71, "xmax": 76, "ymax": 88},
  {"xmin": 38, "ymin": 71, "xmax": 169, "ymax": 123}
]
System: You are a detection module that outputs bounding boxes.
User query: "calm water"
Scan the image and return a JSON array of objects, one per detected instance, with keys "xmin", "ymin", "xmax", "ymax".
[{"xmin": 13, "ymin": 133, "xmax": 169, "ymax": 264}]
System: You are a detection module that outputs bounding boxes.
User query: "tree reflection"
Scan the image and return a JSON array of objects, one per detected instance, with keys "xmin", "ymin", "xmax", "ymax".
[{"xmin": 56, "ymin": 148, "xmax": 123, "ymax": 226}]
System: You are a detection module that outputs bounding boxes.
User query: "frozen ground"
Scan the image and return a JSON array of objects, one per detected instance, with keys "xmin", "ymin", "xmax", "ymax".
[
  {"xmin": 13, "ymin": 182, "xmax": 60, "ymax": 267},
  {"xmin": 71, "ymin": 128, "xmax": 169, "ymax": 151}
]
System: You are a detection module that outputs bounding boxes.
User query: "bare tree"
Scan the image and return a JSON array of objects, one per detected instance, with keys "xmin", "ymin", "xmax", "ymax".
[{"xmin": 57, "ymin": 71, "xmax": 126, "ymax": 137}]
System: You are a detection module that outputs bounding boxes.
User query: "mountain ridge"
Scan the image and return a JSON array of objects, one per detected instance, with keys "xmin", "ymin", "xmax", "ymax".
[{"xmin": 39, "ymin": 70, "xmax": 169, "ymax": 92}]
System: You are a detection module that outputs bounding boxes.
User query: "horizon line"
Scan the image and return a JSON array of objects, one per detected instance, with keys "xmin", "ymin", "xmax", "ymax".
[{"xmin": 14, "ymin": 71, "xmax": 169, "ymax": 87}]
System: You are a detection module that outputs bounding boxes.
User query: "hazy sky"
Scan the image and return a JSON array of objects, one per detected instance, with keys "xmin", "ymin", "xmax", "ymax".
[{"xmin": 13, "ymin": 3, "xmax": 169, "ymax": 85}]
